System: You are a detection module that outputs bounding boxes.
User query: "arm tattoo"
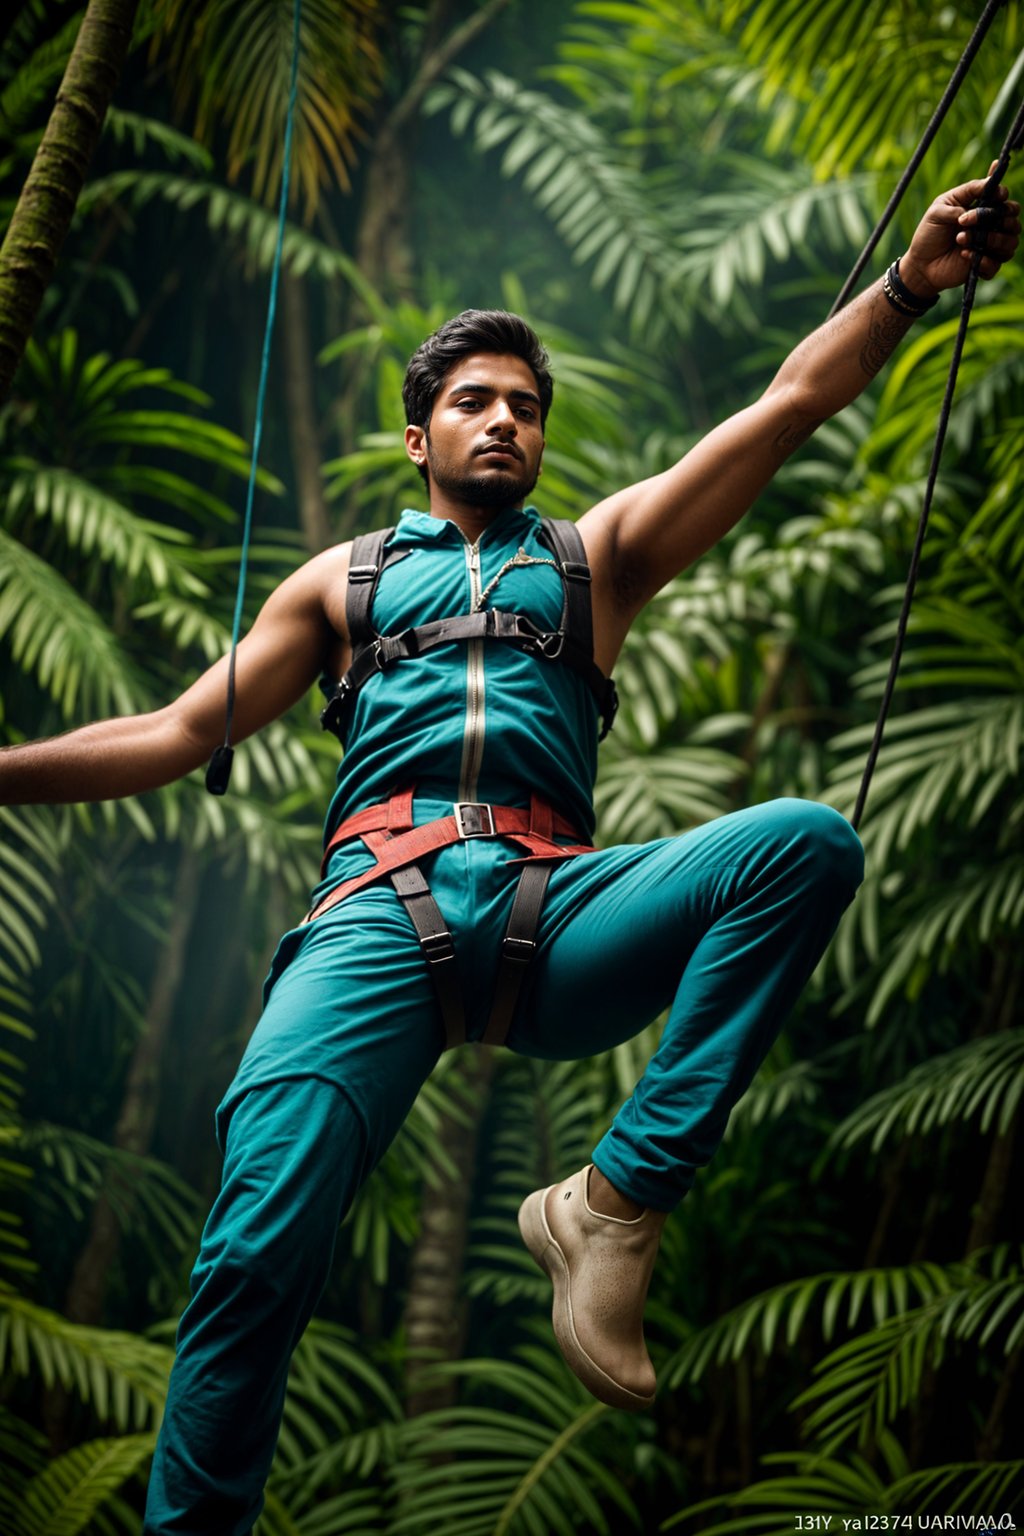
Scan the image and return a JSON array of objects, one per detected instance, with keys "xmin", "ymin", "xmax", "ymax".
[
  {"xmin": 859, "ymin": 301, "xmax": 915, "ymax": 378},
  {"xmin": 773, "ymin": 414, "xmax": 824, "ymax": 457}
]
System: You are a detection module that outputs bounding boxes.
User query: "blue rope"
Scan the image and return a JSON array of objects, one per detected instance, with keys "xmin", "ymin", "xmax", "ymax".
[{"xmin": 207, "ymin": 0, "xmax": 302, "ymax": 796}]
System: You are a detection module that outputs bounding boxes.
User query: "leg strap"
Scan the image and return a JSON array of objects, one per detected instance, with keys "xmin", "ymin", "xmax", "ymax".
[
  {"xmin": 483, "ymin": 861, "xmax": 553, "ymax": 1047},
  {"xmin": 390, "ymin": 863, "xmax": 466, "ymax": 1049}
]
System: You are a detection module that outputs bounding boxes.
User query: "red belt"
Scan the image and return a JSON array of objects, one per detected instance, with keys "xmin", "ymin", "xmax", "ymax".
[
  {"xmin": 303, "ymin": 787, "xmax": 595, "ymax": 1050},
  {"xmin": 307, "ymin": 786, "xmax": 593, "ymax": 925}
]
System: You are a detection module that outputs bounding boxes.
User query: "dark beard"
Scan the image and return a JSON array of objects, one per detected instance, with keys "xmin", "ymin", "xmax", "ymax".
[{"xmin": 425, "ymin": 439, "xmax": 539, "ymax": 509}]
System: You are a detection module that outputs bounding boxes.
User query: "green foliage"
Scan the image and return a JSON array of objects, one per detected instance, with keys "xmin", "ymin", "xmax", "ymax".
[
  {"xmin": 793, "ymin": 1248, "xmax": 1024, "ymax": 1452},
  {"xmin": 151, "ymin": 0, "xmax": 386, "ymax": 216},
  {"xmin": 828, "ymin": 1030, "xmax": 1024, "ymax": 1150},
  {"xmin": 390, "ymin": 1355, "xmax": 640, "ymax": 1536},
  {"xmin": 79, "ymin": 170, "xmax": 377, "ymax": 291},
  {"xmin": 3, "ymin": 0, "xmax": 1023, "ymax": 1526},
  {"xmin": 0, "ymin": 1293, "xmax": 171, "ymax": 1429},
  {"xmin": 428, "ymin": 68, "xmax": 873, "ymax": 339},
  {"xmin": 14, "ymin": 1433, "xmax": 155, "ymax": 1536}
]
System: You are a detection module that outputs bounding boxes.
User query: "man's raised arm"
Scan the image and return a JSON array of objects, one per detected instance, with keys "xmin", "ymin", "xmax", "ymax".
[
  {"xmin": 0, "ymin": 545, "xmax": 350, "ymax": 805},
  {"xmin": 580, "ymin": 172, "xmax": 1020, "ymax": 624}
]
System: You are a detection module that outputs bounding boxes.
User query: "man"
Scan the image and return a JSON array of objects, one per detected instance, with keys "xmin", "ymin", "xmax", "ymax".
[{"xmin": 2, "ymin": 174, "xmax": 1018, "ymax": 1533}]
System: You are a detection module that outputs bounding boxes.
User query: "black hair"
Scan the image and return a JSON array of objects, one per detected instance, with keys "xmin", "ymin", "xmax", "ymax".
[{"xmin": 402, "ymin": 309, "xmax": 554, "ymax": 432}]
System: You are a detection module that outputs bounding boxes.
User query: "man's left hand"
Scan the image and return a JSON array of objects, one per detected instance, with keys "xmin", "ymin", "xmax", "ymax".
[{"xmin": 900, "ymin": 164, "xmax": 1021, "ymax": 297}]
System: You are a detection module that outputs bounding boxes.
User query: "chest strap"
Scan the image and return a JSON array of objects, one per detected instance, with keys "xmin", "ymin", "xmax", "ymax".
[
  {"xmin": 303, "ymin": 790, "xmax": 593, "ymax": 1049},
  {"xmin": 320, "ymin": 519, "xmax": 618, "ymax": 741}
]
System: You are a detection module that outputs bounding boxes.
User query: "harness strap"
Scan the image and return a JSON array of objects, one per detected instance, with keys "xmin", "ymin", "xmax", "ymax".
[
  {"xmin": 303, "ymin": 790, "xmax": 594, "ymax": 1049},
  {"xmin": 345, "ymin": 528, "xmax": 409, "ymax": 653},
  {"xmin": 389, "ymin": 862, "xmax": 466, "ymax": 1048},
  {"xmin": 539, "ymin": 518, "xmax": 618, "ymax": 739},
  {"xmin": 306, "ymin": 815, "xmax": 590, "ymax": 920},
  {"xmin": 317, "ymin": 793, "xmax": 588, "ymax": 880},
  {"xmin": 483, "ymin": 860, "xmax": 553, "ymax": 1047},
  {"xmin": 321, "ymin": 518, "xmax": 618, "ymax": 741},
  {"xmin": 340, "ymin": 609, "xmax": 555, "ymax": 696}
]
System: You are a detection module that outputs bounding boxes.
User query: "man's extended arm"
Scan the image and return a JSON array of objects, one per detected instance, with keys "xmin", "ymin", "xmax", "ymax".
[
  {"xmin": 580, "ymin": 173, "xmax": 1020, "ymax": 638},
  {"xmin": 0, "ymin": 545, "xmax": 350, "ymax": 804}
]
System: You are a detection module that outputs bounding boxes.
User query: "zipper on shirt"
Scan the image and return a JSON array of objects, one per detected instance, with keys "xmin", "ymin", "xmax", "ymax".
[{"xmin": 458, "ymin": 532, "xmax": 485, "ymax": 801}]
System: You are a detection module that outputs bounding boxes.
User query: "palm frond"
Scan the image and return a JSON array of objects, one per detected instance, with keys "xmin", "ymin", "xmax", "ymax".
[
  {"xmin": 875, "ymin": 297, "xmax": 1024, "ymax": 471},
  {"xmin": 886, "ymin": 1458, "xmax": 1024, "ymax": 1515},
  {"xmin": 0, "ymin": 9, "xmax": 81, "ymax": 138},
  {"xmin": 390, "ymin": 1353, "xmax": 640, "ymax": 1536},
  {"xmin": 0, "ymin": 1293, "xmax": 171, "ymax": 1430},
  {"xmin": 0, "ymin": 527, "xmax": 146, "ymax": 718},
  {"xmin": 0, "ymin": 1407, "xmax": 48, "ymax": 1531},
  {"xmin": 729, "ymin": 0, "xmax": 1013, "ymax": 181},
  {"xmin": 793, "ymin": 1248, "xmax": 1024, "ymax": 1451},
  {"xmin": 865, "ymin": 858, "xmax": 1024, "ymax": 1026},
  {"xmin": 79, "ymin": 172, "xmax": 377, "ymax": 297},
  {"xmin": 4, "ymin": 465, "xmax": 210, "ymax": 597},
  {"xmin": 17, "ymin": 1119, "xmax": 203, "ymax": 1247},
  {"xmin": 665, "ymin": 1262, "xmax": 952, "ymax": 1390},
  {"xmin": 17, "ymin": 1432, "xmax": 155, "ymax": 1536},
  {"xmin": 828, "ymin": 1030, "xmax": 1024, "ymax": 1155},
  {"xmin": 724, "ymin": 1053, "xmax": 825, "ymax": 1136},
  {"xmin": 0, "ymin": 806, "xmax": 60, "ymax": 983},
  {"xmin": 664, "ymin": 1443, "xmax": 902, "ymax": 1535},
  {"xmin": 151, "ymin": 0, "xmax": 385, "ymax": 216},
  {"xmin": 272, "ymin": 1319, "xmax": 401, "ymax": 1480},
  {"xmin": 594, "ymin": 739, "xmax": 746, "ymax": 842},
  {"xmin": 102, "ymin": 107, "xmax": 213, "ymax": 171},
  {"xmin": 828, "ymin": 696, "xmax": 1024, "ymax": 863},
  {"xmin": 427, "ymin": 67, "xmax": 688, "ymax": 341}
]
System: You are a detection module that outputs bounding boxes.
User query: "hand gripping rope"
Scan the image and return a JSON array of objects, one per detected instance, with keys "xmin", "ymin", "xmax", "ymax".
[
  {"xmin": 827, "ymin": 0, "xmax": 1024, "ymax": 829},
  {"xmin": 206, "ymin": 0, "xmax": 302, "ymax": 796}
]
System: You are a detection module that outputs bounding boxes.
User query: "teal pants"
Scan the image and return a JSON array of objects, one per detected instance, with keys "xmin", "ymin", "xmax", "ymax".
[{"xmin": 144, "ymin": 798, "xmax": 862, "ymax": 1533}]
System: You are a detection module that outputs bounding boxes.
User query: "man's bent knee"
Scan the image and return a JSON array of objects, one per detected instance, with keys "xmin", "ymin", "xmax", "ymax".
[{"xmin": 755, "ymin": 798, "xmax": 864, "ymax": 897}]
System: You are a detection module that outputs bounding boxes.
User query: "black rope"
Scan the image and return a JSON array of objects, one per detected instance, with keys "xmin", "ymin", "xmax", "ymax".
[
  {"xmin": 828, "ymin": 0, "xmax": 1007, "ymax": 321},
  {"xmin": 849, "ymin": 91, "xmax": 1024, "ymax": 832}
]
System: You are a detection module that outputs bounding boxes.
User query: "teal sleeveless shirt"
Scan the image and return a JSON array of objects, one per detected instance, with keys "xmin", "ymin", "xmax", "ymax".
[{"xmin": 323, "ymin": 505, "xmax": 600, "ymax": 842}]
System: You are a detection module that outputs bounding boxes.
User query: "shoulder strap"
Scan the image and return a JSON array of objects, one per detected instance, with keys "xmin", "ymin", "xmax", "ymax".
[
  {"xmin": 538, "ymin": 517, "xmax": 594, "ymax": 665},
  {"xmin": 540, "ymin": 519, "xmax": 618, "ymax": 739},
  {"xmin": 346, "ymin": 527, "xmax": 394, "ymax": 653},
  {"xmin": 323, "ymin": 518, "xmax": 617, "ymax": 743}
]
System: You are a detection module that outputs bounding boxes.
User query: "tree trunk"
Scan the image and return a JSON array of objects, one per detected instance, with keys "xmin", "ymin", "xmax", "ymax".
[
  {"xmin": 863, "ymin": 1137, "xmax": 912, "ymax": 1268},
  {"xmin": 63, "ymin": 848, "xmax": 202, "ymax": 1325},
  {"xmin": 281, "ymin": 270, "xmax": 333, "ymax": 553},
  {"xmin": 0, "ymin": 0, "xmax": 140, "ymax": 404},
  {"xmin": 403, "ymin": 1046, "xmax": 497, "ymax": 1417},
  {"xmin": 353, "ymin": 0, "xmax": 513, "ymax": 292},
  {"xmin": 975, "ymin": 1344, "xmax": 1020, "ymax": 1461},
  {"xmin": 964, "ymin": 1111, "xmax": 1019, "ymax": 1256},
  {"xmin": 965, "ymin": 949, "xmax": 1021, "ymax": 1255}
]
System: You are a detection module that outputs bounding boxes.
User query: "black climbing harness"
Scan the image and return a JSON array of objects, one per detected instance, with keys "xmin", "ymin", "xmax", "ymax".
[
  {"xmin": 307, "ymin": 515, "xmax": 614, "ymax": 1051},
  {"xmin": 318, "ymin": 516, "xmax": 619, "ymax": 743}
]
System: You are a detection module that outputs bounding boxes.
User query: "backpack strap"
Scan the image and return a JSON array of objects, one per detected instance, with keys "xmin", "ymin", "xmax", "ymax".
[
  {"xmin": 539, "ymin": 518, "xmax": 618, "ymax": 740},
  {"xmin": 321, "ymin": 518, "xmax": 618, "ymax": 741},
  {"xmin": 346, "ymin": 527, "xmax": 396, "ymax": 653},
  {"xmin": 320, "ymin": 527, "xmax": 409, "ymax": 734}
]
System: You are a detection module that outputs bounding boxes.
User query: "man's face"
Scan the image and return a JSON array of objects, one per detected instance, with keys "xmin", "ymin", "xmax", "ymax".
[{"xmin": 405, "ymin": 352, "xmax": 545, "ymax": 510}]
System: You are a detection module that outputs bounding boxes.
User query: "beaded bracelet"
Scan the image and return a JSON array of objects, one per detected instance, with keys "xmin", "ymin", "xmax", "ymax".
[{"xmin": 882, "ymin": 260, "xmax": 940, "ymax": 317}]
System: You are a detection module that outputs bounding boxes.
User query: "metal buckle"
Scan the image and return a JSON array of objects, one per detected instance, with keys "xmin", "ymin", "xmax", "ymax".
[
  {"xmin": 454, "ymin": 802, "xmax": 496, "ymax": 838},
  {"xmin": 513, "ymin": 617, "xmax": 563, "ymax": 660},
  {"xmin": 419, "ymin": 929, "xmax": 455, "ymax": 962},
  {"xmin": 502, "ymin": 935, "xmax": 537, "ymax": 961}
]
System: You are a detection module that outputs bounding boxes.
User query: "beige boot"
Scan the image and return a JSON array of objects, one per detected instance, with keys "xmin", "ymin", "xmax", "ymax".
[{"xmin": 518, "ymin": 1165, "xmax": 666, "ymax": 1411}]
